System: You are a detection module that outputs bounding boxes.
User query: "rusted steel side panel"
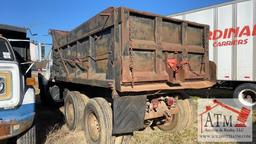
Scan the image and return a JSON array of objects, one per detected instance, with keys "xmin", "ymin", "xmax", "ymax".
[
  {"xmin": 50, "ymin": 7, "xmax": 215, "ymax": 92},
  {"xmin": 121, "ymin": 9, "xmax": 210, "ymax": 85},
  {"xmin": 55, "ymin": 7, "xmax": 115, "ymax": 48},
  {"xmin": 113, "ymin": 8, "xmax": 122, "ymax": 91},
  {"xmin": 50, "ymin": 30, "xmax": 70, "ymax": 48},
  {"xmin": 50, "ymin": 7, "xmax": 116, "ymax": 85}
]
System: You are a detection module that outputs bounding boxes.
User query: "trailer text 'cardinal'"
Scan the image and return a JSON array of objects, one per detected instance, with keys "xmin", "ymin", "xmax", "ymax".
[{"xmin": 209, "ymin": 25, "xmax": 256, "ymax": 47}]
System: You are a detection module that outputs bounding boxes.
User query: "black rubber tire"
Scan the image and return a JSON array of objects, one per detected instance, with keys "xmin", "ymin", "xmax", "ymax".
[
  {"xmin": 94, "ymin": 98, "xmax": 132, "ymax": 144},
  {"xmin": 182, "ymin": 99, "xmax": 194, "ymax": 129},
  {"xmin": 74, "ymin": 92, "xmax": 89, "ymax": 130},
  {"xmin": 64, "ymin": 91, "xmax": 90, "ymax": 131},
  {"xmin": 83, "ymin": 98, "xmax": 112, "ymax": 144},
  {"xmin": 16, "ymin": 125, "xmax": 36, "ymax": 144},
  {"xmin": 94, "ymin": 98, "xmax": 112, "ymax": 132},
  {"xmin": 189, "ymin": 98, "xmax": 198, "ymax": 124},
  {"xmin": 64, "ymin": 91, "xmax": 79, "ymax": 131},
  {"xmin": 233, "ymin": 83, "xmax": 256, "ymax": 107},
  {"xmin": 157, "ymin": 99, "xmax": 192, "ymax": 132}
]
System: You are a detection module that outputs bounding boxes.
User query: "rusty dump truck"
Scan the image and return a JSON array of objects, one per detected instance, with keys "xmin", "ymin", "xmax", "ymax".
[{"xmin": 39, "ymin": 7, "xmax": 216, "ymax": 144}]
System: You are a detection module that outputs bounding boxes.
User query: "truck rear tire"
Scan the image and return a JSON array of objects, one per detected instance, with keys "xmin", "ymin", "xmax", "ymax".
[
  {"xmin": 182, "ymin": 99, "xmax": 194, "ymax": 128},
  {"xmin": 83, "ymin": 98, "xmax": 112, "ymax": 144},
  {"xmin": 90, "ymin": 98, "xmax": 131, "ymax": 144},
  {"xmin": 64, "ymin": 91, "xmax": 89, "ymax": 131},
  {"xmin": 234, "ymin": 83, "xmax": 256, "ymax": 107},
  {"xmin": 75, "ymin": 92, "xmax": 89, "ymax": 130},
  {"xmin": 189, "ymin": 99, "xmax": 197, "ymax": 123},
  {"xmin": 64, "ymin": 91, "xmax": 78, "ymax": 131},
  {"xmin": 16, "ymin": 125, "xmax": 36, "ymax": 144},
  {"xmin": 157, "ymin": 99, "xmax": 192, "ymax": 132}
]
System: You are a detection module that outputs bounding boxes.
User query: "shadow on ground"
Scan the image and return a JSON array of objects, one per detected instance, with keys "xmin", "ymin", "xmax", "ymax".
[{"xmin": 35, "ymin": 104, "xmax": 65, "ymax": 144}]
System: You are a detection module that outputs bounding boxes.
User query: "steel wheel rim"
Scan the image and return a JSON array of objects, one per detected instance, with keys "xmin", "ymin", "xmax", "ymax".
[
  {"xmin": 238, "ymin": 89, "xmax": 256, "ymax": 106},
  {"xmin": 87, "ymin": 112, "xmax": 100, "ymax": 142}
]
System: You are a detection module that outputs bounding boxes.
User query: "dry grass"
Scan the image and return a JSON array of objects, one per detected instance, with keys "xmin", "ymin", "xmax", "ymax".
[
  {"xmin": 45, "ymin": 126, "xmax": 85, "ymax": 144},
  {"xmin": 43, "ymin": 124, "xmax": 199, "ymax": 144},
  {"xmin": 44, "ymin": 119, "xmax": 255, "ymax": 144},
  {"xmin": 131, "ymin": 126, "xmax": 198, "ymax": 144},
  {"xmin": 43, "ymin": 106, "xmax": 86, "ymax": 144},
  {"xmin": 42, "ymin": 108, "xmax": 255, "ymax": 144}
]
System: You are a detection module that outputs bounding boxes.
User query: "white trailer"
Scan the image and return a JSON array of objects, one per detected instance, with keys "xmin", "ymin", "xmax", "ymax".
[{"xmin": 169, "ymin": 0, "xmax": 256, "ymax": 106}]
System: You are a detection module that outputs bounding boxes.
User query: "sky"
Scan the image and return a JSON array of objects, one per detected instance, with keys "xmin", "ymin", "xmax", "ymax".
[{"xmin": 0, "ymin": 0, "xmax": 231, "ymax": 55}]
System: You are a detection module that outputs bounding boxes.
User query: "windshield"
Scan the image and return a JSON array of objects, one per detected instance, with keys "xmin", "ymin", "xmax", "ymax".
[{"xmin": 0, "ymin": 38, "xmax": 14, "ymax": 61}]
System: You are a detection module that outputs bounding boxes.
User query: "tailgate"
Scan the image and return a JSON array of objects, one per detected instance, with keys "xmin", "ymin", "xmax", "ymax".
[{"xmin": 121, "ymin": 9, "xmax": 209, "ymax": 85}]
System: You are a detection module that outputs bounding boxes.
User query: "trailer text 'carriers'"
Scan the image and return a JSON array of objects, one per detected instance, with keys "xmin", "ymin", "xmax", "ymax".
[{"xmin": 210, "ymin": 25, "xmax": 256, "ymax": 47}]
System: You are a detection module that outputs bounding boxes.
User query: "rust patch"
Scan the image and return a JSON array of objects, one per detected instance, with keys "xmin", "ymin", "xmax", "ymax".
[
  {"xmin": 0, "ymin": 124, "xmax": 10, "ymax": 137},
  {"xmin": 144, "ymin": 102, "xmax": 178, "ymax": 120}
]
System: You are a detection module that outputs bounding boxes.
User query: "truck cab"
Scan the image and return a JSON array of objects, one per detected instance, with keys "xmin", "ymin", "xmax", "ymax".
[{"xmin": 0, "ymin": 24, "xmax": 35, "ymax": 143}]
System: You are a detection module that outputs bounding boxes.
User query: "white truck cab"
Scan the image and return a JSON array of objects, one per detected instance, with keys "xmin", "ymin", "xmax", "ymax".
[{"xmin": 0, "ymin": 25, "xmax": 35, "ymax": 143}]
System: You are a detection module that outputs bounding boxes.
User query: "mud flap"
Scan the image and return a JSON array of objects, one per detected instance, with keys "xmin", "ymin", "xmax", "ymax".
[{"xmin": 113, "ymin": 95, "xmax": 146, "ymax": 134}]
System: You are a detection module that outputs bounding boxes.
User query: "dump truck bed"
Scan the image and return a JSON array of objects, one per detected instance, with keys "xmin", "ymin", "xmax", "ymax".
[{"xmin": 50, "ymin": 7, "xmax": 215, "ymax": 92}]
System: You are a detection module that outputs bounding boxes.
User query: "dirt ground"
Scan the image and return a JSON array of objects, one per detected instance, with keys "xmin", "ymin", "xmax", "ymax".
[{"xmin": 35, "ymin": 88, "xmax": 256, "ymax": 144}]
